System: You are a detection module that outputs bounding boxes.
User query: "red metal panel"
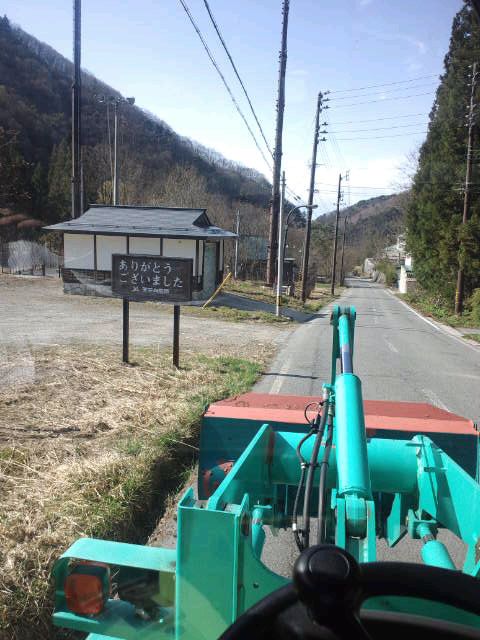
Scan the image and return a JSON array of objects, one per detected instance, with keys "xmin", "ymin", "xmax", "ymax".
[{"xmin": 205, "ymin": 393, "xmax": 477, "ymax": 436}]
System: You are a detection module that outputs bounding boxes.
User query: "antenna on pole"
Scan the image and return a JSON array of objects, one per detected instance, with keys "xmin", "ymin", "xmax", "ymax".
[{"xmin": 71, "ymin": 0, "xmax": 82, "ymax": 219}]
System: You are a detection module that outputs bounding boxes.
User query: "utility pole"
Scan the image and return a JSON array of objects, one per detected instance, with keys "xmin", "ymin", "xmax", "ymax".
[
  {"xmin": 455, "ymin": 62, "xmax": 478, "ymax": 315},
  {"xmin": 234, "ymin": 209, "xmax": 240, "ymax": 279},
  {"xmin": 71, "ymin": 0, "xmax": 82, "ymax": 219},
  {"xmin": 330, "ymin": 173, "xmax": 343, "ymax": 295},
  {"xmin": 113, "ymin": 101, "xmax": 119, "ymax": 205},
  {"xmin": 267, "ymin": 0, "xmax": 289, "ymax": 286},
  {"xmin": 276, "ymin": 172, "xmax": 286, "ymax": 317},
  {"xmin": 301, "ymin": 91, "xmax": 325, "ymax": 301},
  {"xmin": 339, "ymin": 215, "xmax": 348, "ymax": 286},
  {"xmin": 95, "ymin": 95, "xmax": 135, "ymax": 205}
]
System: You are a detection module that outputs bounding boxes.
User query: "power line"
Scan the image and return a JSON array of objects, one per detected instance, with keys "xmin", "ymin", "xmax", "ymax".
[
  {"xmin": 201, "ymin": 0, "xmax": 273, "ymax": 159},
  {"xmin": 332, "ymin": 91, "xmax": 435, "ymax": 109},
  {"xmin": 329, "ymin": 121, "xmax": 428, "ymax": 134},
  {"xmin": 334, "ymin": 131, "xmax": 427, "ymax": 141},
  {"xmin": 315, "ymin": 189, "xmax": 396, "ymax": 194},
  {"xmin": 286, "ymin": 185, "xmax": 303, "ymax": 202},
  {"xmin": 328, "ymin": 74, "xmax": 438, "ymax": 94},
  {"xmin": 328, "ymin": 82, "xmax": 437, "ymax": 101},
  {"xmin": 320, "ymin": 183, "xmax": 398, "ymax": 189},
  {"xmin": 331, "ymin": 112, "xmax": 427, "ymax": 125},
  {"xmin": 177, "ymin": 0, "xmax": 272, "ymax": 171}
]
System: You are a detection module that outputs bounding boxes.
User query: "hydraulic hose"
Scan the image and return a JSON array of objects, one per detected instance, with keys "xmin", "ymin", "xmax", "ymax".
[
  {"xmin": 292, "ymin": 465, "xmax": 307, "ymax": 552},
  {"xmin": 302, "ymin": 398, "xmax": 329, "ymax": 549},
  {"xmin": 317, "ymin": 407, "xmax": 334, "ymax": 545},
  {"xmin": 292, "ymin": 427, "xmax": 315, "ymax": 552}
]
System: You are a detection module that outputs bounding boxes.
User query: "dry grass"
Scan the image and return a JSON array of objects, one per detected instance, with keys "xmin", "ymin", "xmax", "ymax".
[
  {"xmin": 225, "ymin": 279, "xmax": 342, "ymax": 314},
  {"xmin": 0, "ymin": 343, "xmax": 271, "ymax": 639}
]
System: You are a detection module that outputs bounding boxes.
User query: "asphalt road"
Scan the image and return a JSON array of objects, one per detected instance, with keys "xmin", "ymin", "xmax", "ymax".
[{"xmin": 257, "ymin": 277, "xmax": 480, "ymax": 575}]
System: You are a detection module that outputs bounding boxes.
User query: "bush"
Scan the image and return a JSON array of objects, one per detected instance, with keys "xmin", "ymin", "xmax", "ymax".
[
  {"xmin": 469, "ymin": 288, "xmax": 480, "ymax": 323},
  {"xmin": 375, "ymin": 260, "xmax": 397, "ymax": 287}
]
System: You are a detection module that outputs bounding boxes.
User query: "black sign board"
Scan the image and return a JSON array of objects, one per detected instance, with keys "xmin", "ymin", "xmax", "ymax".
[{"xmin": 112, "ymin": 254, "xmax": 193, "ymax": 302}]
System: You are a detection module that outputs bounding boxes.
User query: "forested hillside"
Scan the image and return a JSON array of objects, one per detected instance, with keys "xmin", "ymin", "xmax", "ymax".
[
  {"xmin": 407, "ymin": 3, "xmax": 480, "ymax": 302},
  {"xmin": 310, "ymin": 192, "xmax": 406, "ymax": 275},
  {"xmin": 0, "ymin": 15, "xmax": 273, "ymax": 244}
]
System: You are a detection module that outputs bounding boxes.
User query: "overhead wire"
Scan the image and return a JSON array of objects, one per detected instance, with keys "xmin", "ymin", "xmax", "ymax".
[
  {"xmin": 332, "ymin": 91, "xmax": 435, "ymax": 109},
  {"xmin": 335, "ymin": 130, "xmax": 427, "ymax": 141},
  {"xmin": 328, "ymin": 73, "xmax": 438, "ymax": 94},
  {"xmin": 324, "ymin": 111, "xmax": 346, "ymax": 172},
  {"xmin": 177, "ymin": 0, "xmax": 272, "ymax": 172},
  {"xmin": 327, "ymin": 81, "xmax": 437, "ymax": 101},
  {"xmin": 201, "ymin": 0, "xmax": 274, "ymax": 159},
  {"xmin": 331, "ymin": 112, "xmax": 427, "ymax": 125},
  {"xmin": 328, "ymin": 121, "xmax": 428, "ymax": 134}
]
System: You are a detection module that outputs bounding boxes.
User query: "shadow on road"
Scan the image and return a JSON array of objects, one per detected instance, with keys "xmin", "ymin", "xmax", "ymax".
[{"xmin": 261, "ymin": 372, "xmax": 319, "ymax": 380}]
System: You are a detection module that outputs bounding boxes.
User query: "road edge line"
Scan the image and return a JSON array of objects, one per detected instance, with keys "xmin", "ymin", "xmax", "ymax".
[{"xmin": 385, "ymin": 289, "xmax": 480, "ymax": 355}]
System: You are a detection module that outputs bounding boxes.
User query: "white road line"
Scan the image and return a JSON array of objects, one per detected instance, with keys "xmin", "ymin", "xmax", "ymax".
[
  {"xmin": 384, "ymin": 338, "xmax": 399, "ymax": 354},
  {"xmin": 422, "ymin": 387, "xmax": 450, "ymax": 412},
  {"xmin": 451, "ymin": 372, "xmax": 480, "ymax": 381},
  {"xmin": 388, "ymin": 292, "xmax": 440, "ymax": 331},
  {"xmin": 385, "ymin": 289, "xmax": 480, "ymax": 356}
]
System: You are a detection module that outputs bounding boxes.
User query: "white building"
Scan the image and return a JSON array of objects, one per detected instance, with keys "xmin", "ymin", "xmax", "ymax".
[
  {"xmin": 382, "ymin": 234, "xmax": 407, "ymax": 264},
  {"xmin": 44, "ymin": 205, "xmax": 236, "ymax": 300},
  {"xmin": 399, "ymin": 261, "xmax": 416, "ymax": 294}
]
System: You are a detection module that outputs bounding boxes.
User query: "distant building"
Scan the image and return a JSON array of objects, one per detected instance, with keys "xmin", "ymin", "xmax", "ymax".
[
  {"xmin": 241, "ymin": 235, "xmax": 268, "ymax": 261},
  {"xmin": 363, "ymin": 258, "xmax": 375, "ymax": 275},
  {"xmin": 399, "ymin": 259, "xmax": 416, "ymax": 294},
  {"xmin": 44, "ymin": 205, "xmax": 236, "ymax": 300},
  {"xmin": 236, "ymin": 234, "xmax": 268, "ymax": 280},
  {"xmin": 382, "ymin": 234, "xmax": 407, "ymax": 264}
]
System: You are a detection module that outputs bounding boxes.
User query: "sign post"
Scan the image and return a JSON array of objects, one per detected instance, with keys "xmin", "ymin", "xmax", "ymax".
[
  {"xmin": 122, "ymin": 298, "xmax": 129, "ymax": 363},
  {"xmin": 112, "ymin": 255, "xmax": 193, "ymax": 367},
  {"xmin": 173, "ymin": 305, "xmax": 180, "ymax": 368}
]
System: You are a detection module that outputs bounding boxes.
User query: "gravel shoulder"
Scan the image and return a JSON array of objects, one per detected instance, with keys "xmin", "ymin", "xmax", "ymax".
[{"xmin": 0, "ymin": 275, "xmax": 291, "ymax": 384}]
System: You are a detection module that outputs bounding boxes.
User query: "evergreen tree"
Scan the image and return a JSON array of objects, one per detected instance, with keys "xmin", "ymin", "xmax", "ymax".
[
  {"xmin": 31, "ymin": 161, "xmax": 48, "ymax": 215},
  {"xmin": 407, "ymin": 4, "xmax": 480, "ymax": 302},
  {"xmin": 47, "ymin": 139, "xmax": 70, "ymax": 221},
  {"xmin": 0, "ymin": 127, "xmax": 30, "ymax": 209}
]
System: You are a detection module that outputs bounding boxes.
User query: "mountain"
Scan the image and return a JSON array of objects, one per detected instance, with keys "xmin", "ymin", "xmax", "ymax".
[
  {"xmin": 0, "ymin": 15, "xmax": 274, "ymax": 245},
  {"xmin": 311, "ymin": 192, "xmax": 407, "ymax": 275}
]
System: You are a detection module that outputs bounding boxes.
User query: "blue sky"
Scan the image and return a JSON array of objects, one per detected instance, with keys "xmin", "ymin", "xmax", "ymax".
[{"xmin": 3, "ymin": 0, "xmax": 463, "ymax": 213}]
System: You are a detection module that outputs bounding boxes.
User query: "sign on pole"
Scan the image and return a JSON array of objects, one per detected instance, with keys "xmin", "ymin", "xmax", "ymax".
[
  {"xmin": 112, "ymin": 254, "xmax": 193, "ymax": 302},
  {"xmin": 111, "ymin": 254, "xmax": 193, "ymax": 367}
]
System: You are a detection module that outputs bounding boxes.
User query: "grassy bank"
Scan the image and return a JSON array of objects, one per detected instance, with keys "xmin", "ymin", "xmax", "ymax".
[
  {"xmin": 463, "ymin": 334, "xmax": 480, "ymax": 343},
  {"xmin": 0, "ymin": 344, "xmax": 270, "ymax": 639},
  {"xmin": 184, "ymin": 304, "xmax": 291, "ymax": 323},
  {"xmin": 225, "ymin": 280, "xmax": 341, "ymax": 314},
  {"xmin": 401, "ymin": 290, "xmax": 480, "ymax": 329}
]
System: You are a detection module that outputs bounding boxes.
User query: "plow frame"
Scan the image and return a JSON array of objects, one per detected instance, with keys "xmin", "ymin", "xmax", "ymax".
[{"xmin": 52, "ymin": 306, "xmax": 480, "ymax": 639}]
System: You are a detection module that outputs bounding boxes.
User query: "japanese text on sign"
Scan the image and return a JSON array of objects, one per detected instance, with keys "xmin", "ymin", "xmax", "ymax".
[{"xmin": 112, "ymin": 254, "xmax": 193, "ymax": 302}]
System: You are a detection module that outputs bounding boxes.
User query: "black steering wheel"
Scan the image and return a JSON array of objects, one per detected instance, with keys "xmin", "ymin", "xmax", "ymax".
[{"xmin": 219, "ymin": 545, "xmax": 480, "ymax": 640}]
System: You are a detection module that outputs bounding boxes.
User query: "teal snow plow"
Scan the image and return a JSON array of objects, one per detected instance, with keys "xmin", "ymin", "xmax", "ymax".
[{"xmin": 52, "ymin": 306, "xmax": 480, "ymax": 639}]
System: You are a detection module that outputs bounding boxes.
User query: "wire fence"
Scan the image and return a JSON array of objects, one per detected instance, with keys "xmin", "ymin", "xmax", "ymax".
[{"xmin": 0, "ymin": 240, "xmax": 62, "ymax": 276}]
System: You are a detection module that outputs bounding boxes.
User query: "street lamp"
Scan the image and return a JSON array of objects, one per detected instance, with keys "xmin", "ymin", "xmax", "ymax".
[
  {"xmin": 276, "ymin": 202, "xmax": 318, "ymax": 316},
  {"xmin": 95, "ymin": 95, "xmax": 135, "ymax": 205}
]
